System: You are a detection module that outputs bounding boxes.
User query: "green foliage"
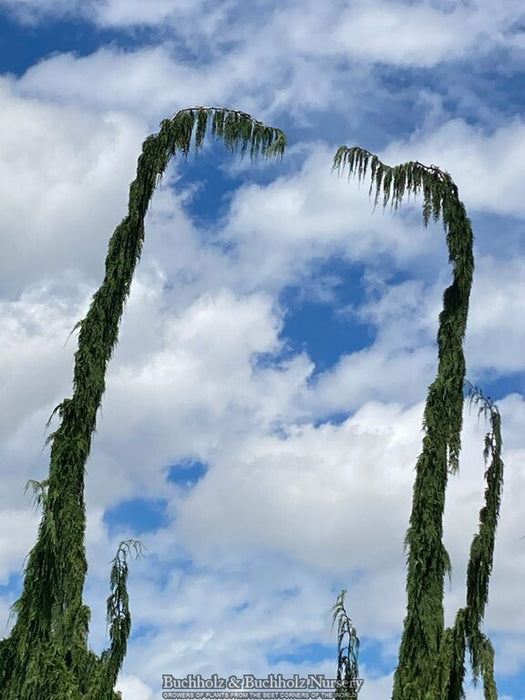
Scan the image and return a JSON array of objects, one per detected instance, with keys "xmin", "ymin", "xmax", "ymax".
[
  {"xmin": 334, "ymin": 147, "xmax": 502, "ymax": 698},
  {"xmin": 0, "ymin": 107, "xmax": 286, "ymax": 699},
  {"xmin": 330, "ymin": 590, "xmax": 360, "ymax": 700},
  {"xmin": 439, "ymin": 382, "xmax": 503, "ymax": 700}
]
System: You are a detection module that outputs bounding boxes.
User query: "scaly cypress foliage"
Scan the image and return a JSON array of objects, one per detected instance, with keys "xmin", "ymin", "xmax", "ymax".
[
  {"xmin": 333, "ymin": 146, "xmax": 475, "ymax": 698},
  {"xmin": 0, "ymin": 107, "xmax": 286, "ymax": 700},
  {"xmin": 330, "ymin": 590, "xmax": 361, "ymax": 700}
]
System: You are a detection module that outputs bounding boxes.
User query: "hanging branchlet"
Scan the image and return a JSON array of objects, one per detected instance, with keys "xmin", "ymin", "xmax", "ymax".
[
  {"xmin": 1, "ymin": 108, "xmax": 286, "ymax": 699},
  {"xmin": 458, "ymin": 381, "xmax": 502, "ymax": 697},
  {"xmin": 438, "ymin": 608, "xmax": 467, "ymax": 699},
  {"xmin": 464, "ymin": 381, "xmax": 503, "ymax": 635},
  {"xmin": 330, "ymin": 590, "xmax": 361, "ymax": 700},
  {"xmin": 92, "ymin": 540, "xmax": 145, "ymax": 698},
  {"xmin": 106, "ymin": 540, "xmax": 144, "ymax": 653},
  {"xmin": 333, "ymin": 146, "xmax": 475, "ymax": 699},
  {"xmin": 24, "ymin": 478, "xmax": 49, "ymax": 511}
]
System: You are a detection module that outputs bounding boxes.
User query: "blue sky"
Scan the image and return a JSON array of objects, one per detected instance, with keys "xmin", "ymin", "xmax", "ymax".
[{"xmin": 0, "ymin": 1, "xmax": 524, "ymax": 699}]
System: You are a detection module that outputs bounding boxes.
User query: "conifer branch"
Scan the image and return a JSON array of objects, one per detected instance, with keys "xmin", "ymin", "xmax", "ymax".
[
  {"xmin": 442, "ymin": 381, "xmax": 502, "ymax": 698},
  {"xmin": 24, "ymin": 478, "xmax": 49, "ymax": 510},
  {"xmin": 330, "ymin": 590, "xmax": 360, "ymax": 700}
]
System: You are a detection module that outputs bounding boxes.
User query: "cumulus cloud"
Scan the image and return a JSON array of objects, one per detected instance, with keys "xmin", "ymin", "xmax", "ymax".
[
  {"xmin": 0, "ymin": 78, "xmax": 147, "ymax": 295},
  {"xmin": 75, "ymin": 391, "xmax": 525, "ymax": 700},
  {"xmin": 219, "ymin": 143, "xmax": 445, "ymax": 292},
  {"xmin": 115, "ymin": 676, "xmax": 153, "ymax": 700},
  {"xmin": 175, "ymin": 405, "xmax": 417, "ymax": 573},
  {"xmin": 17, "ymin": 41, "xmax": 348, "ymax": 126},
  {"xmin": 466, "ymin": 255, "xmax": 525, "ymax": 373},
  {"xmin": 4, "ymin": 0, "xmax": 524, "ymax": 72},
  {"xmin": 11, "ymin": 0, "xmax": 522, "ymax": 134},
  {"xmin": 0, "ymin": 509, "xmax": 40, "ymax": 583}
]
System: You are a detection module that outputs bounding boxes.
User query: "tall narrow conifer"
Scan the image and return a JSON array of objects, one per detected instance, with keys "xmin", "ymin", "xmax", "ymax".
[
  {"xmin": 0, "ymin": 108, "xmax": 286, "ymax": 699},
  {"xmin": 334, "ymin": 147, "xmax": 503, "ymax": 698}
]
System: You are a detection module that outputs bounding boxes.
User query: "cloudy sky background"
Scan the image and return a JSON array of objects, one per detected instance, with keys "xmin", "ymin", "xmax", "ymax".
[{"xmin": 1, "ymin": 1, "xmax": 525, "ymax": 698}]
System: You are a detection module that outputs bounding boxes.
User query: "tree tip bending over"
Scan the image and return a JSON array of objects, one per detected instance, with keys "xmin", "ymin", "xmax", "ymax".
[
  {"xmin": 334, "ymin": 147, "xmax": 503, "ymax": 699},
  {"xmin": 0, "ymin": 107, "xmax": 286, "ymax": 700}
]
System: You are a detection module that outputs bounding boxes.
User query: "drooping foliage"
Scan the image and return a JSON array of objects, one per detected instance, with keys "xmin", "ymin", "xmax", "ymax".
[
  {"xmin": 330, "ymin": 590, "xmax": 361, "ymax": 700},
  {"xmin": 334, "ymin": 147, "xmax": 503, "ymax": 698},
  {"xmin": 0, "ymin": 107, "xmax": 286, "ymax": 700},
  {"xmin": 439, "ymin": 381, "xmax": 503, "ymax": 699}
]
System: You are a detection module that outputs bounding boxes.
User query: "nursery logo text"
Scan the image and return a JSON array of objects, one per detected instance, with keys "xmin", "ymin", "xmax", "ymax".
[{"xmin": 161, "ymin": 674, "xmax": 363, "ymax": 699}]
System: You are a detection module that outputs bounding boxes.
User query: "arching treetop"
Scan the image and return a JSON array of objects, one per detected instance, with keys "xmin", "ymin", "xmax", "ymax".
[
  {"xmin": 156, "ymin": 106, "xmax": 287, "ymax": 163},
  {"xmin": 333, "ymin": 145, "xmax": 459, "ymax": 226}
]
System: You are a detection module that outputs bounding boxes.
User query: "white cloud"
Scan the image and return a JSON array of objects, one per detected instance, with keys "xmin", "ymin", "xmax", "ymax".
[
  {"xmin": 0, "ymin": 78, "xmax": 147, "ymax": 295},
  {"xmin": 219, "ymin": 143, "xmax": 444, "ymax": 293},
  {"xmin": 17, "ymin": 41, "xmax": 345, "ymax": 126},
  {"xmin": 0, "ymin": 509, "xmax": 39, "ymax": 583},
  {"xmin": 18, "ymin": 47, "xmax": 199, "ymax": 119},
  {"xmin": 82, "ymin": 287, "xmax": 312, "ymax": 506},
  {"xmin": 306, "ymin": 345, "xmax": 437, "ymax": 415},
  {"xmin": 466, "ymin": 255, "xmax": 525, "ymax": 373},
  {"xmin": 3, "ymin": 0, "xmax": 524, "ymax": 75},
  {"xmin": 0, "ymin": 286, "xmax": 83, "ymax": 444},
  {"xmin": 115, "ymin": 676, "xmax": 154, "ymax": 700},
  {"xmin": 280, "ymin": 1, "xmax": 479, "ymax": 68},
  {"xmin": 96, "ymin": 0, "xmax": 218, "ymax": 31},
  {"xmin": 175, "ymin": 405, "xmax": 417, "ymax": 574}
]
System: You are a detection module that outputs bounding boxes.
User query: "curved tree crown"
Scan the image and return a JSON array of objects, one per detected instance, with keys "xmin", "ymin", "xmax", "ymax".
[{"xmin": 0, "ymin": 107, "xmax": 286, "ymax": 700}]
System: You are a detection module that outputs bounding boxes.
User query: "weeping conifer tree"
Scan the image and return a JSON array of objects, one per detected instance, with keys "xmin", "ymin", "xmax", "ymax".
[
  {"xmin": 0, "ymin": 107, "xmax": 286, "ymax": 700},
  {"xmin": 333, "ymin": 147, "xmax": 504, "ymax": 699}
]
